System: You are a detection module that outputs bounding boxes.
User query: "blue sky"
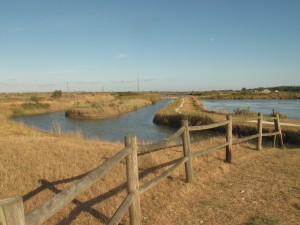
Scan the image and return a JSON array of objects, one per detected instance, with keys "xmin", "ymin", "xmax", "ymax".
[{"xmin": 0, "ymin": 0, "xmax": 299, "ymax": 92}]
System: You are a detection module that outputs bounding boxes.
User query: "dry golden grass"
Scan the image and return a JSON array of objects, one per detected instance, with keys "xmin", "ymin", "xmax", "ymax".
[
  {"xmin": 0, "ymin": 115, "xmax": 128, "ymax": 224},
  {"xmin": 70, "ymin": 93, "xmax": 115, "ymax": 103},
  {"xmin": 65, "ymin": 98, "xmax": 152, "ymax": 119},
  {"xmin": 0, "ymin": 92, "xmax": 118, "ymax": 118},
  {"xmin": 193, "ymin": 90, "xmax": 300, "ymax": 100},
  {"xmin": 1, "ymin": 95, "xmax": 300, "ymax": 224},
  {"xmin": 138, "ymin": 139, "xmax": 300, "ymax": 225}
]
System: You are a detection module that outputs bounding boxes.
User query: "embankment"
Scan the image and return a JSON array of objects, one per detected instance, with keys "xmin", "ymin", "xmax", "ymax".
[
  {"xmin": 65, "ymin": 99, "xmax": 152, "ymax": 119},
  {"xmin": 153, "ymin": 97, "xmax": 216, "ymax": 127},
  {"xmin": 1, "ymin": 92, "xmax": 156, "ymax": 120}
]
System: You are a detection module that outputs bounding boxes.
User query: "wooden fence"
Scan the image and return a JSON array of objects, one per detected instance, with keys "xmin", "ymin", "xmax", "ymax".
[{"xmin": 0, "ymin": 113, "xmax": 284, "ymax": 225}]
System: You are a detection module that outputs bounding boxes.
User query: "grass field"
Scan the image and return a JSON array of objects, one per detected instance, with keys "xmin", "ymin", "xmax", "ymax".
[
  {"xmin": 0, "ymin": 92, "xmax": 161, "ymax": 121},
  {"xmin": 191, "ymin": 90, "xmax": 300, "ymax": 100},
  {"xmin": 0, "ymin": 93, "xmax": 300, "ymax": 224}
]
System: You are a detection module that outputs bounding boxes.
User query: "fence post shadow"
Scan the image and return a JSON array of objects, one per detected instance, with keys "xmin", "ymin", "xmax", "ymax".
[
  {"xmin": 22, "ymin": 157, "xmax": 180, "ymax": 224},
  {"xmin": 22, "ymin": 172, "xmax": 117, "ymax": 224}
]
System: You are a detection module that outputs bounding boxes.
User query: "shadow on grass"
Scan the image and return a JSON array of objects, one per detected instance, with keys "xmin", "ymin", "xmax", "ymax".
[
  {"xmin": 244, "ymin": 215, "xmax": 279, "ymax": 225},
  {"xmin": 22, "ymin": 158, "xmax": 181, "ymax": 224}
]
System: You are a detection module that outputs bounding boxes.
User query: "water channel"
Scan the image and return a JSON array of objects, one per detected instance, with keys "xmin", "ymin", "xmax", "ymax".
[
  {"xmin": 14, "ymin": 99, "xmax": 299, "ymax": 144},
  {"xmin": 201, "ymin": 99, "xmax": 300, "ymax": 120},
  {"xmin": 14, "ymin": 99, "xmax": 177, "ymax": 143}
]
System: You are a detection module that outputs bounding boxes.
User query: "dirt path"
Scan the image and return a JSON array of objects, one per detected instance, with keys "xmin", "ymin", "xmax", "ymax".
[
  {"xmin": 175, "ymin": 97, "xmax": 203, "ymax": 114},
  {"xmin": 175, "ymin": 98, "xmax": 185, "ymax": 114}
]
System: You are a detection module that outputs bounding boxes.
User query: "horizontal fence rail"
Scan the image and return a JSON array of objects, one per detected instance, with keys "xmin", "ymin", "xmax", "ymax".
[
  {"xmin": 232, "ymin": 117, "xmax": 260, "ymax": 123},
  {"xmin": 139, "ymin": 157, "xmax": 188, "ymax": 194},
  {"xmin": 231, "ymin": 113, "xmax": 284, "ymax": 149},
  {"xmin": 1, "ymin": 112, "xmax": 286, "ymax": 225},
  {"xmin": 189, "ymin": 116, "xmax": 232, "ymax": 163},
  {"xmin": 25, "ymin": 146, "xmax": 132, "ymax": 225},
  {"xmin": 262, "ymin": 131, "xmax": 281, "ymax": 137},
  {"xmin": 232, "ymin": 134, "xmax": 260, "ymax": 145},
  {"xmin": 138, "ymin": 127, "xmax": 185, "ymax": 154},
  {"xmin": 189, "ymin": 120, "xmax": 229, "ymax": 131},
  {"xmin": 192, "ymin": 142, "xmax": 230, "ymax": 158}
]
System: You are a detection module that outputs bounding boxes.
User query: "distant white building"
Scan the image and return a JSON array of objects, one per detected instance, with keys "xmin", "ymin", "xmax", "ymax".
[{"xmin": 261, "ymin": 89, "xmax": 271, "ymax": 94}]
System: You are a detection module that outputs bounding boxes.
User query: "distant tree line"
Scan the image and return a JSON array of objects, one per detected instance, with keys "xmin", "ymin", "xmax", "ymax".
[
  {"xmin": 267, "ymin": 86, "xmax": 300, "ymax": 92},
  {"xmin": 244, "ymin": 86, "xmax": 300, "ymax": 92}
]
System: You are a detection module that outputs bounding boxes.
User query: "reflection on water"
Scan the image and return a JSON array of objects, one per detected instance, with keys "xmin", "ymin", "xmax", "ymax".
[
  {"xmin": 201, "ymin": 99, "xmax": 300, "ymax": 120},
  {"xmin": 14, "ymin": 99, "xmax": 177, "ymax": 143}
]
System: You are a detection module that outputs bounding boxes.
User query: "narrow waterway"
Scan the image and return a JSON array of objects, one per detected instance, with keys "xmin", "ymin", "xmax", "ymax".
[
  {"xmin": 201, "ymin": 99, "xmax": 300, "ymax": 119},
  {"xmin": 14, "ymin": 99, "xmax": 177, "ymax": 143}
]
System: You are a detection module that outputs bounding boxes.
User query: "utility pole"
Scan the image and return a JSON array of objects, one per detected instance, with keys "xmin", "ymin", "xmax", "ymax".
[
  {"xmin": 137, "ymin": 74, "xmax": 140, "ymax": 92},
  {"xmin": 67, "ymin": 82, "xmax": 70, "ymax": 99}
]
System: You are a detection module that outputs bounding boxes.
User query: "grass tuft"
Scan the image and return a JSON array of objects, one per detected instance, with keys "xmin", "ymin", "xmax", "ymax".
[
  {"xmin": 11, "ymin": 108, "xmax": 25, "ymax": 116},
  {"xmin": 244, "ymin": 216, "xmax": 279, "ymax": 225},
  {"xmin": 234, "ymin": 107, "xmax": 257, "ymax": 116},
  {"xmin": 293, "ymin": 203, "xmax": 300, "ymax": 210}
]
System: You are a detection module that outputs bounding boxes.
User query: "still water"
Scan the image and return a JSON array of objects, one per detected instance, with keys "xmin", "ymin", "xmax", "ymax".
[
  {"xmin": 201, "ymin": 99, "xmax": 300, "ymax": 119},
  {"xmin": 14, "ymin": 99, "xmax": 177, "ymax": 143}
]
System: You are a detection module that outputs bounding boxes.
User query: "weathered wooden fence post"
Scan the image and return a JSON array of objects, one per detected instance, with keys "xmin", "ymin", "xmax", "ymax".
[
  {"xmin": 274, "ymin": 114, "xmax": 284, "ymax": 148},
  {"xmin": 181, "ymin": 120, "xmax": 193, "ymax": 183},
  {"xmin": 226, "ymin": 115, "xmax": 232, "ymax": 163},
  {"xmin": 125, "ymin": 136, "xmax": 141, "ymax": 225},
  {"xmin": 0, "ymin": 196, "xmax": 25, "ymax": 225},
  {"xmin": 257, "ymin": 112, "xmax": 263, "ymax": 150}
]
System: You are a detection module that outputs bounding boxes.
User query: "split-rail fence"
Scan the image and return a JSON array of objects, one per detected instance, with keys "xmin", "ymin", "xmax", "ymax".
[{"xmin": 0, "ymin": 113, "xmax": 284, "ymax": 225}]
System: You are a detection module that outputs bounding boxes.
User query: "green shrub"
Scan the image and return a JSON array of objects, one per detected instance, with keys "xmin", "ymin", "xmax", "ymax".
[
  {"xmin": 234, "ymin": 107, "xmax": 257, "ymax": 116},
  {"xmin": 30, "ymin": 96, "xmax": 43, "ymax": 103},
  {"xmin": 51, "ymin": 90, "xmax": 62, "ymax": 99},
  {"xmin": 11, "ymin": 108, "xmax": 25, "ymax": 116},
  {"xmin": 117, "ymin": 92, "xmax": 139, "ymax": 97},
  {"xmin": 21, "ymin": 103, "xmax": 34, "ymax": 110},
  {"xmin": 21, "ymin": 102, "xmax": 50, "ymax": 110}
]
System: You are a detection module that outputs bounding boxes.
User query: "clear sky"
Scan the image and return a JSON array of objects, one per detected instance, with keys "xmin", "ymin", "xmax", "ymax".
[{"xmin": 0, "ymin": 0, "xmax": 299, "ymax": 92}]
